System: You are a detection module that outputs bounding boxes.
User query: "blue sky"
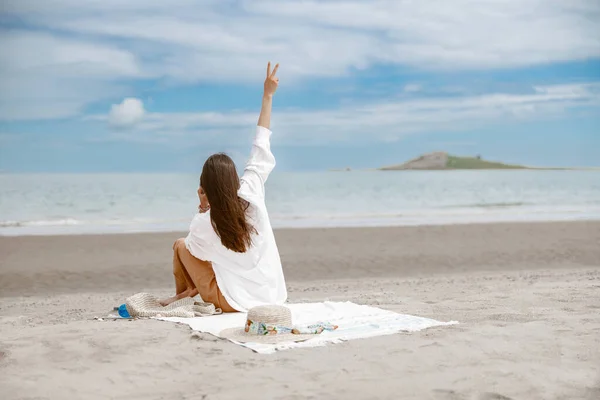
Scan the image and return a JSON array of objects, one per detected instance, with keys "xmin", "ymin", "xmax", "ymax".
[{"xmin": 0, "ymin": 0, "xmax": 599, "ymax": 172}]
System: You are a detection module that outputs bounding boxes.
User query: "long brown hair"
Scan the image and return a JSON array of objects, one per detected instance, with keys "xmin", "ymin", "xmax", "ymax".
[{"xmin": 200, "ymin": 153, "xmax": 255, "ymax": 253}]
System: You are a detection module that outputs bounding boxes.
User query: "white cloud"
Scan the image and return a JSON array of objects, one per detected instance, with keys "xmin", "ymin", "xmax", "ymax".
[
  {"xmin": 403, "ymin": 84, "xmax": 422, "ymax": 93},
  {"xmin": 91, "ymin": 82, "xmax": 600, "ymax": 145},
  {"xmin": 108, "ymin": 98, "xmax": 145, "ymax": 128},
  {"xmin": 0, "ymin": 31, "xmax": 141, "ymax": 120},
  {"xmin": 8, "ymin": 0, "xmax": 599, "ymax": 72},
  {"xmin": 1, "ymin": 0, "xmax": 599, "ymax": 120},
  {"xmin": 0, "ymin": 31, "xmax": 139, "ymax": 77}
]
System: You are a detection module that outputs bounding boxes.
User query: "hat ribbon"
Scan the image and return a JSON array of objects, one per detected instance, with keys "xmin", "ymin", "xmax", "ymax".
[{"xmin": 245, "ymin": 319, "xmax": 338, "ymax": 336}]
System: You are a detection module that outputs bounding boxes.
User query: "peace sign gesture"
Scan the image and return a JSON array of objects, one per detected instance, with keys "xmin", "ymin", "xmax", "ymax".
[{"xmin": 264, "ymin": 62, "xmax": 279, "ymax": 97}]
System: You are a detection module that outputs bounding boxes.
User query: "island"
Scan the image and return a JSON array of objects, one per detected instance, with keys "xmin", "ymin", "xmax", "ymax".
[
  {"xmin": 379, "ymin": 152, "xmax": 526, "ymax": 170},
  {"xmin": 328, "ymin": 167, "xmax": 353, "ymax": 172}
]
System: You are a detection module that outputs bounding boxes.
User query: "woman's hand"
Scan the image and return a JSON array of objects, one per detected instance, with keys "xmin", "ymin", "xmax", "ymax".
[
  {"xmin": 198, "ymin": 187, "xmax": 210, "ymax": 213},
  {"xmin": 258, "ymin": 62, "xmax": 278, "ymax": 129},
  {"xmin": 264, "ymin": 62, "xmax": 279, "ymax": 97}
]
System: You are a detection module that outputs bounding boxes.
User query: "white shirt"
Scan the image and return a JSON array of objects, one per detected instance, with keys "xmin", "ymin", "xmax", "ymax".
[{"xmin": 184, "ymin": 126, "xmax": 287, "ymax": 312}]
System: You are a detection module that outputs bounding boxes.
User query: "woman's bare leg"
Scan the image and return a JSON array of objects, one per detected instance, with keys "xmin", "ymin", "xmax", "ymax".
[
  {"xmin": 160, "ymin": 238, "xmax": 198, "ymax": 306},
  {"xmin": 173, "ymin": 239, "xmax": 194, "ymax": 295}
]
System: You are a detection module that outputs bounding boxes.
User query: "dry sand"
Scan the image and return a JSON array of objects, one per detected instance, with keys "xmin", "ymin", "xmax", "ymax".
[{"xmin": 1, "ymin": 221, "xmax": 599, "ymax": 399}]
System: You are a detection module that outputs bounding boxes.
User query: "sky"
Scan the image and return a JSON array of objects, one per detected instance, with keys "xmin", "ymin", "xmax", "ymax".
[{"xmin": 0, "ymin": 0, "xmax": 599, "ymax": 172}]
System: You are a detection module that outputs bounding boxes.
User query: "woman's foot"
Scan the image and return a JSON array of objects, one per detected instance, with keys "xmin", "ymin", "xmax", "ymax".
[
  {"xmin": 159, "ymin": 287, "xmax": 198, "ymax": 307},
  {"xmin": 159, "ymin": 296, "xmax": 178, "ymax": 307}
]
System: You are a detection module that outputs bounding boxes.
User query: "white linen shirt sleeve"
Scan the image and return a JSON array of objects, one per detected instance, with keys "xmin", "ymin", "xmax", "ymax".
[
  {"xmin": 184, "ymin": 212, "xmax": 214, "ymax": 261},
  {"xmin": 239, "ymin": 126, "xmax": 275, "ymax": 200}
]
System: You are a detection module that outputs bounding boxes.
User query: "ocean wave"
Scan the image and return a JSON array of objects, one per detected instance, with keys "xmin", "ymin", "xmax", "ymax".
[
  {"xmin": 0, "ymin": 218, "xmax": 81, "ymax": 228},
  {"xmin": 2, "ymin": 205, "xmax": 600, "ymax": 236},
  {"xmin": 0, "ymin": 216, "xmax": 194, "ymax": 229},
  {"xmin": 444, "ymin": 202, "xmax": 529, "ymax": 208},
  {"xmin": 269, "ymin": 205, "xmax": 592, "ymax": 222}
]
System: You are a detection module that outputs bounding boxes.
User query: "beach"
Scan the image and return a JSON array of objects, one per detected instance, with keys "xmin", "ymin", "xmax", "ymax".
[{"xmin": 1, "ymin": 221, "xmax": 599, "ymax": 399}]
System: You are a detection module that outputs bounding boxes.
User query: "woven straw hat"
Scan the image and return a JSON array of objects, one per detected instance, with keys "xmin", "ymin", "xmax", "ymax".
[{"xmin": 220, "ymin": 305, "xmax": 321, "ymax": 344}]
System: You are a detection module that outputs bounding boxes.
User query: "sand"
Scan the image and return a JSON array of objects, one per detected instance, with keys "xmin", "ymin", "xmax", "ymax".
[{"xmin": 1, "ymin": 221, "xmax": 599, "ymax": 399}]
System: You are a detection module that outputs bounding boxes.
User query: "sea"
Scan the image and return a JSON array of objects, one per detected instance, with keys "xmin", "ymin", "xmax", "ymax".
[{"xmin": 1, "ymin": 170, "xmax": 599, "ymax": 236}]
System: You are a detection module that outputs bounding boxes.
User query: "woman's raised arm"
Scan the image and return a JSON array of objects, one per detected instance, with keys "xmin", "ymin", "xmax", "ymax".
[{"xmin": 239, "ymin": 62, "xmax": 280, "ymax": 200}]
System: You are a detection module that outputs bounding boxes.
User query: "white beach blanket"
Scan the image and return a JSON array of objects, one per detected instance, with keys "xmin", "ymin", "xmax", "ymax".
[{"xmin": 158, "ymin": 301, "xmax": 458, "ymax": 354}]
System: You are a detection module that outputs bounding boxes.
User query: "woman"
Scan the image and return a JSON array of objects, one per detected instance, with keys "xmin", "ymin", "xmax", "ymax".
[{"xmin": 160, "ymin": 62, "xmax": 286, "ymax": 312}]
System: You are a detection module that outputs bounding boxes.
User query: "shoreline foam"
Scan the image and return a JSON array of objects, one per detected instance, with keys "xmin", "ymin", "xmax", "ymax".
[{"xmin": 2, "ymin": 205, "xmax": 600, "ymax": 236}]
